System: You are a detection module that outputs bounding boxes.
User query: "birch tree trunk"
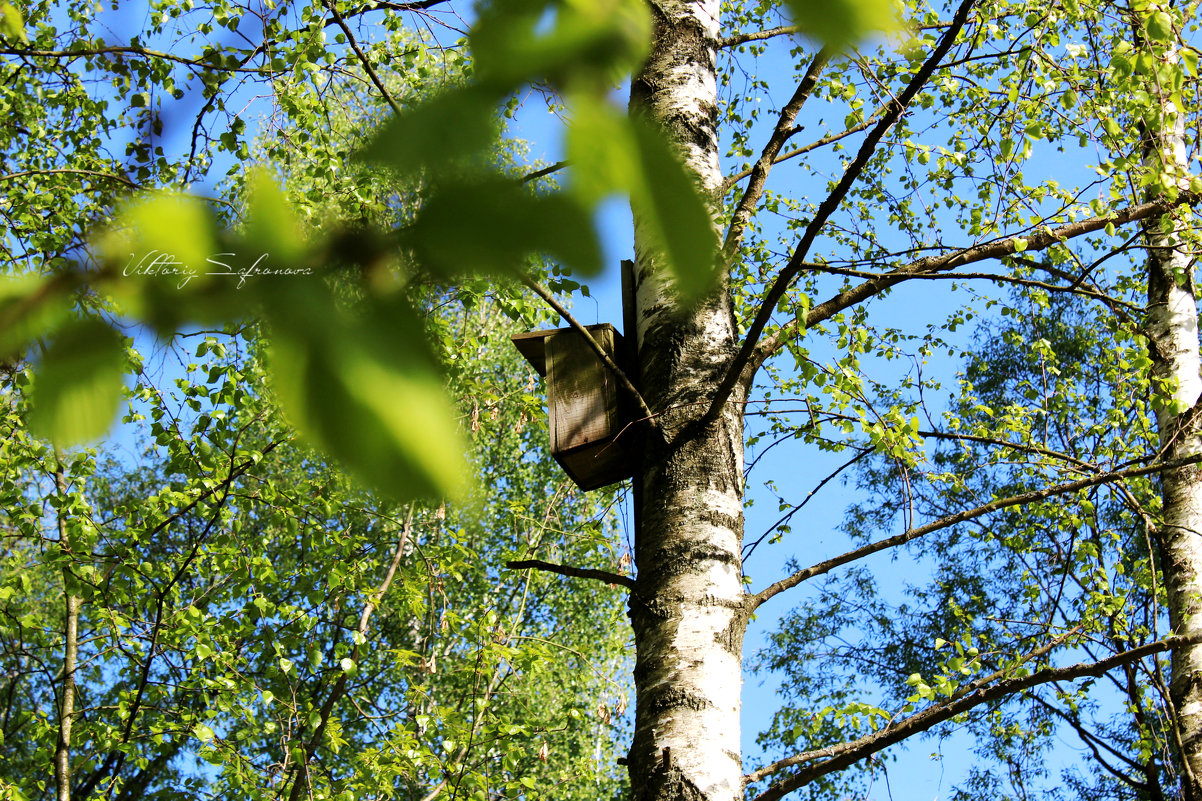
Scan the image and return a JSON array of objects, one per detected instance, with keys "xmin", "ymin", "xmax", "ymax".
[
  {"xmin": 626, "ymin": 1, "xmax": 749, "ymax": 799},
  {"xmin": 1145, "ymin": 92, "xmax": 1202, "ymax": 799}
]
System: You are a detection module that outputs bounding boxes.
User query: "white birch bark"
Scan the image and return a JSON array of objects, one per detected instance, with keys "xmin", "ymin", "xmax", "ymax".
[
  {"xmin": 627, "ymin": 1, "xmax": 749, "ymax": 799},
  {"xmin": 1145, "ymin": 89, "xmax": 1202, "ymax": 799}
]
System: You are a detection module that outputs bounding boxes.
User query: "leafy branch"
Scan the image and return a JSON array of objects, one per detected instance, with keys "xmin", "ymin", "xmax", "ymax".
[
  {"xmin": 747, "ymin": 631, "xmax": 1202, "ymax": 801},
  {"xmin": 749, "ymin": 451, "xmax": 1202, "ymax": 610}
]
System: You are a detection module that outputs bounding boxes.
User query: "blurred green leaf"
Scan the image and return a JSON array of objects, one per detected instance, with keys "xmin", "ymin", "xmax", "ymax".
[
  {"xmin": 472, "ymin": 0, "xmax": 650, "ymax": 89},
  {"xmin": 630, "ymin": 118, "xmax": 719, "ymax": 301},
  {"xmin": 783, "ymin": 0, "xmax": 900, "ymax": 51},
  {"xmin": 407, "ymin": 178, "xmax": 601, "ymax": 276},
  {"xmin": 267, "ymin": 289, "xmax": 469, "ymax": 500},
  {"xmin": 28, "ymin": 318, "xmax": 127, "ymax": 446},
  {"xmin": 243, "ymin": 169, "xmax": 308, "ymax": 263},
  {"xmin": 0, "ymin": 276, "xmax": 71, "ymax": 363},
  {"xmin": 98, "ymin": 191, "xmax": 219, "ymax": 275},
  {"xmin": 0, "ymin": 3, "xmax": 27, "ymax": 44},
  {"xmin": 358, "ymin": 87, "xmax": 499, "ymax": 176},
  {"xmin": 566, "ymin": 100, "xmax": 639, "ymax": 204}
]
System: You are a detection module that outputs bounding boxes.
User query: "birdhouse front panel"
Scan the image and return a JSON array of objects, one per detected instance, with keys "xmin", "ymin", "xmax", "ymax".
[
  {"xmin": 510, "ymin": 323, "xmax": 635, "ymax": 491},
  {"xmin": 546, "ymin": 329, "xmax": 618, "ymax": 453}
]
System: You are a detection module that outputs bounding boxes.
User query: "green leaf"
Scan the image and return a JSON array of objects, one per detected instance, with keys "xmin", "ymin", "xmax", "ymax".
[
  {"xmin": 243, "ymin": 169, "xmax": 308, "ymax": 263},
  {"xmin": 783, "ymin": 0, "xmax": 900, "ymax": 51},
  {"xmin": 0, "ymin": 3, "xmax": 27, "ymax": 44},
  {"xmin": 194, "ymin": 724, "xmax": 216, "ymax": 742},
  {"xmin": 472, "ymin": 0, "xmax": 650, "ymax": 89},
  {"xmin": 0, "ymin": 276, "xmax": 71, "ymax": 362},
  {"xmin": 266, "ymin": 289, "xmax": 469, "ymax": 500},
  {"xmin": 1145, "ymin": 10, "xmax": 1173, "ymax": 43},
  {"xmin": 28, "ymin": 319, "xmax": 127, "ymax": 446},
  {"xmin": 567, "ymin": 99, "xmax": 639, "ymax": 205},
  {"xmin": 630, "ymin": 117, "xmax": 719, "ymax": 301},
  {"xmin": 97, "ymin": 191, "xmax": 219, "ymax": 281},
  {"xmin": 358, "ymin": 87, "xmax": 498, "ymax": 176},
  {"xmin": 407, "ymin": 177, "xmax": 601, "ymax": 276}
]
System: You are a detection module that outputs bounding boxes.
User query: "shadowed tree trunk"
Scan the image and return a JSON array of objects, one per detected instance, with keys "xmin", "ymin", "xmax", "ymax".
[{"xmin": 626, "ymin": 1, "xmax": 750, "ymax": 798}]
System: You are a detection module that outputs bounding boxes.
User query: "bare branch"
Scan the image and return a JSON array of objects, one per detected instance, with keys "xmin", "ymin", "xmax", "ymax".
[
  {"xmin": 749, "ymin": 632, "xmax": 1202, "ymax": 801},
  {"xmin": 520, "ymin": 160, "xmax": 568, "ymax": 184},
  {"xmin": 705, "ymin": 0, "xmax": 978, "ymax": 425},
  {"xmin": 748, "ymin": 452, "xmax": 1202, "ymax": 611},
  {"xmin": 719, "ymin": 26, "xmax": 800, "ymax": 49},
  {"xmin": 506, "ymin": 559, "xmax": 636, "ymax": 590}
]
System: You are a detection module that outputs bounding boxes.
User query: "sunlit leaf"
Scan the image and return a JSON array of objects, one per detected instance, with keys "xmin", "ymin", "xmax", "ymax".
[
  {"xmin": 27, "ymin": 318, "xmax": 127, "ymax": 446},
  {"xmin": 0, "ymin": 3, "xmax": 27, "ymax": 44},
  {"xmin": 267, "ymin": 288, "xmax": 469, "ymax": 500}
]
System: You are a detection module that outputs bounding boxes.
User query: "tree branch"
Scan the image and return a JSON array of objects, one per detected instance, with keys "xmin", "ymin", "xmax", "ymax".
[
  {"xmin": 506, "ymin": 559, "xmax": 635, "ymax": 590},
  {"xmin": 325, "ymin": 0, "xmax": 402, "ymax": 116},
  {"xmin": 705, "ymin": 0, "xmax": 978, "ymax": 425},
  {"xmin": 749, "ymin": 191, "xmax": 1200, "ymax": 376},
  {"xmin": 748, "ymin": 452, "xmax": 1202, "ymax": 611},
  {"xmin": 723, "ymin": 49, "xmax": 829, "ymax": 261},
  {"xmin": 0, "ymin": 169, "xmax": 137, "ymax": 188},
  {"xmin": 719, "ymin": 26, "xmax": 800, "ymax": 48},
  {"xmin": 520, "ymin": 160, "xmax": 568, "ymax": 184},
  {"xmin": 749, "ymin": 633, "xmax": 1202, "ymax": 801}
]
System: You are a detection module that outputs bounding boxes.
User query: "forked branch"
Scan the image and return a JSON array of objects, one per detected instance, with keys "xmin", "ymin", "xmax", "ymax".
[{"xmin": 705, "ymin": 0, "xmax": 978, "ymax": 424}]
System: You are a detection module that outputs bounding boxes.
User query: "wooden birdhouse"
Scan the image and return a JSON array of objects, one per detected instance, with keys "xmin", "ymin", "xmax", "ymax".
[{"xmin": 511, "ymin": 323, "xmax": 634, "ymax": 491}]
